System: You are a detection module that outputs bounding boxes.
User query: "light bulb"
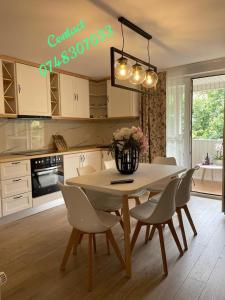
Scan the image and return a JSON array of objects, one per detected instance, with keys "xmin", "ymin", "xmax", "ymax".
[
  {"xmin": 142, "ymin": 70, "xmax": 158, "ymax": 88},
  {"xmin": 129, "ymin": 63, "xmax": 146, "ymax": 85},
  {"xmin": 115, "ymin": 57, "xmax": 132, "ymax": 80}
]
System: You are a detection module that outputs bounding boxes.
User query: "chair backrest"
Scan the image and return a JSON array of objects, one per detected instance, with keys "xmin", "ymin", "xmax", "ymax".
[
  {"xmin": 77, "ymin": 165, "xmax": 96, "ymax": 176},
  {"xmin": 58, "ymin": 182, "xmax": 108, "ymax": 233},
  {"xmin": 104, "ymin": 160, "xmax": 116, "ymax": 170},
  {"xmin": 175, "ymin": 167, "xmax": 198, "ymax": 207},
  {"xmin": 147, "ymin": 178, "xmax": 180, "ymax": 224},
  {"xmin": 152, "ymin": 156, "xmax": 177, "ymax": 165}
]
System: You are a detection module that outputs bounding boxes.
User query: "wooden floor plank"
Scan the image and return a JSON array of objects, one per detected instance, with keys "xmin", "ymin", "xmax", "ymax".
[{"xmin": 0, "ymin": 196, "xmax": 224, "ymax": 300}]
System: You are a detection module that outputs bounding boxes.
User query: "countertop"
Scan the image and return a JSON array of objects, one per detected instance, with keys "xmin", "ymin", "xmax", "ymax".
[{"xmin": 0, "ymin": 145, "xmax": 110, "ymax": 163}]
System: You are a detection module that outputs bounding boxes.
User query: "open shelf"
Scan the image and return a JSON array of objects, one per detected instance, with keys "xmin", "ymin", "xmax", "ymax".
[
  {"xmin": 2, "ymin": 61, "xmax": 17, "ymax": 114},
  {"xmin": 50, "ymin": 73, "xmax": 60, "ymax": 116},
  {"xmin": 89, "ymin": 80, "xmax": 107, "ymax": 119}
]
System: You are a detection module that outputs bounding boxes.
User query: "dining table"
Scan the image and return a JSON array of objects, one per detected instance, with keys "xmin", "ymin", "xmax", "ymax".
[{"xmin": 66, "ymin": 163, "xmax": 186, "ymax": 278}]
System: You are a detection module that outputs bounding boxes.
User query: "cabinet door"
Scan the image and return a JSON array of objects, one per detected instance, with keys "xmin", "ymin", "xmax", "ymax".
[
  {"xmin": 107, "ymin": 80, "xmax": 139, "ymax": 117},
  {"xmin": 60, "ymin": 74, "xmax": 76, "ymax": 117},
  {"xmin": 1, "ymin": 176, "xmax": 31, "ymax": 198},
  {"xmin": 63, "ymin": 153, "xmax": 81, "ymax": 182},
  {"xmin": 16, "ymin": 63, "xmax": 51, "ymax": 116},
  {"xmin": 75, "ymin": 77, "xmax": 90, "ymax": 118},
  {"xmin": 2, "ymin": 192, "xmax": 32, "ymax": 216},
  {"xmin": 0, "ymin": 160, "xmax": 31, "ymax": 180},
  {"xmin": 0, "ymin": 60, "xmax": 4, "ymax": 114},
  {"xmin": 83, "ymin": 151, "xmax": 102, "ymax": 171},
  {"xmin": 101, "ymin": 150, "xmax": 113, "ymax": 169}
]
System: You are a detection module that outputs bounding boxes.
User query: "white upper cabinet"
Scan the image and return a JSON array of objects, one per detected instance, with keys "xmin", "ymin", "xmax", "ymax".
[
  {"xmin": 59, "ymin": 74, "xmax": 75, "ymax": 117},
  {"xmin": 76, "ymin": 77, "xmax": 90, "ymax": 118},
  {"xmin": 60, "ymin": 74, "xmax": 90, "ymax": 118},
  {"xmin": 107, "ymin": 80, "xmax": 139, "ymax": 118},
  {"xmin": 16, "ymin": 63, "xmax": 51, "ymax": 116},
  {"xmin": 0, "ymin": 60, "xmax": 4, "ymax": 114}
]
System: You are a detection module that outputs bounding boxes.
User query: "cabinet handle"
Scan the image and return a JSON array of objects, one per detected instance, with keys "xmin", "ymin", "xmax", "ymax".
[
  {"xmin": 12, "ymin": 161, "xmax": 21, "ymax": 165},
  {"xmin": 77, "ymin": 92, "xmax": 79, "ymax": 101},
  {"xmin": 74, "ymin": 93, "xmax": 77, "ymax": 101},
  {"xmin": 13, "ymin": 179, "xmax": 22, "ymax": 182},
  {"xmin": 13, "ymin": 195, "xmax": 23, "ymax": 199},
  {"xmin": 18, "ymin": 84, "xmax": 21, "ymax": 93}
]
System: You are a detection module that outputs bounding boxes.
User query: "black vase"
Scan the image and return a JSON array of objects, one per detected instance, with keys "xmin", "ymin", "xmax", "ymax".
[{"xmin": 115, "ymin": 146, "xmax": 139, "ymax": 175}]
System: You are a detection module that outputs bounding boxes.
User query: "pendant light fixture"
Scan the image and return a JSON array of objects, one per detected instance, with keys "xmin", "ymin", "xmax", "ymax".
[
  {"xmin": 115, "ymin": 23, "xmax": 132, "ymax": 80},
  {"xmin": 111, "ymin": 17, "xmax": 158, "ymax": 95},
  {"xmin": 142, "ymin": 40, "xmax": 158, "ymax": 88},
  {"xmin": 129, "ymin": 63, "xmax": 146, "ymax": 85}
]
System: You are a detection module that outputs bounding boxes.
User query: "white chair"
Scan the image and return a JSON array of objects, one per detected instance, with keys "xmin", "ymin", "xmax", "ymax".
[
  {"xmin": 58, "ymin": 183, "xmax": 124, "ymax": 291},
  {"xmin": 148, "ymin": 167, "xmax": 198, "ymax": 251},
  {"xmin": 77, "ymin": 165, "xmax": 123, "ymax": 228},
  {"xmin": 148, "ymin": 156, "xmax": 177, "ymax": 194},
  {"xmin": 130, "ymin": 178, "xmax": 183, "ymax": 276},
  {"xmin": 104, "ymin": 160, "xmax": 146, "ymax": 205}
]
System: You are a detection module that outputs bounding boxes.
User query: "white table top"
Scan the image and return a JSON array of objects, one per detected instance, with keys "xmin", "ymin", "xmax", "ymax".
[
  {"xmin": 197, "ymin": 163, "xmax": 222, "ymax": 170},
  {"xmin": 66, "ymin": 163, "xmax": 186, "ymax": 196}
]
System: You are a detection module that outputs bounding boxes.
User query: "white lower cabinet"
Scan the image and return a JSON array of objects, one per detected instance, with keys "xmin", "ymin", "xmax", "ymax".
[
  {"xmin": 0, "ymin": 160, "xmax": 30, "ymax": 180},
  {"xmin": 2, "ymin": 192, "xmax": 32, "ymax": 216},
  {"xmin": 83, "ymin": 151, "xmax": 102, "ymax": 171},
  {"xmin": 63, "ymin": 150, "xmax": 102, "ymax": 182},
  {"xmin": 1, "ymin": 176, "xmax": 31, "ymax": 198},
  {"xmin": 101, "ymin": 150, "xmax": 113, "ymax": 169},
  {"xmin": 0, "ymin": 159, "xmax": 32, "ymax": 217},
  {"xmin": 63, "ymin": 153, "xmax": 81, "ymax": 182}
]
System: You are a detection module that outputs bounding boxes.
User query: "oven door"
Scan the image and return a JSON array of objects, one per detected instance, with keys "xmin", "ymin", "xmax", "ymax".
[{"xmin": 32, "ymin": 166, "xmax": 64, "ymax": 198}]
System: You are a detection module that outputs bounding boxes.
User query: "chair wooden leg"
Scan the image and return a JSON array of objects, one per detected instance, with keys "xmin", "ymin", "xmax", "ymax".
[
  {"xmin": 61, "ymin": 228, "xmax": 78, "ymax": 270},
  {"xmin": 176, "ymin": 208, "xmax": 188, "ymax": 251},
  {"xmin": 131, "ymin": 221, "xmax": 142, "ymax": 251},
  {"xmin": 135, "ymin": 197, "xmax": 141, "ymax": 206},
  {"xmin": 149, "ymin": 225, "xmax": 156, "ymax": 240},
  {"xmin": 183, "ymin": 205, "xmax": 197, "ymax": 236},
  {"xmin": 93, "ymin": 234, "xmax": 97, "ymax": 254},
  {"xmin": 106, "ymin": 234, "xmax": 110, "ymax": 255},
  {"xmin": 73, "ymin": 232, "xmax": 83, "ymax": 255},
  {"xmin": 167, "ymin": 219, "xmax": 183, "ymax": 256},
  {"xmin": 157, "ymin": 225, "xmax": 168, "ymax": 276},
  {"xmin": 106, "ymin": 230, "xmax": 125, "ymax": 267},
  {"xmin": 145, "ymin": 225, "xmax": 151, "ymax": 244},
  {"xmin": 88, "ymin": 233, "xmax": 93, "ymax": 292},
  {"xmin": 115, "ymin": 210, "xmax": 124, "ymax": 229}
]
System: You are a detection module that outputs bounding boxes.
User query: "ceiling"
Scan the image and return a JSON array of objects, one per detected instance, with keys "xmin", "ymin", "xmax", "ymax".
[{"xmin": 0, "ymin": 0, "xmax": 225, "ymax": 79}]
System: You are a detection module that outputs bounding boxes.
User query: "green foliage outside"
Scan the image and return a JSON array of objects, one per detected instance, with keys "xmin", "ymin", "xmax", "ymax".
[{"xmin": 192, "ymin": 89, "xmax": 225, "ymax": 139}]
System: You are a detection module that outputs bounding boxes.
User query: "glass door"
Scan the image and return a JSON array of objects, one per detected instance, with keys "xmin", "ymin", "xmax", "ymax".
[{"xmin": 191, "ymin": 75, "xmax": 225, "ymax": 196}]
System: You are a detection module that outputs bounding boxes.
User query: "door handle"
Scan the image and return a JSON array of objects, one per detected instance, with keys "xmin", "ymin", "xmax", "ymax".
[{"xmin": 13, "ymin": 178, "xmax": 22, "ymax": 182}]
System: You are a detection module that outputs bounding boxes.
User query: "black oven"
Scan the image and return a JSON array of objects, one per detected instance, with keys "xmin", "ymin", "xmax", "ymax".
[{"xmin": 31, "ymin": 155, "xmax": 64, "ymax": 198}]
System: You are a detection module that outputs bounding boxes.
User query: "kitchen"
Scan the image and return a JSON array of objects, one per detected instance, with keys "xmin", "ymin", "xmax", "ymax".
[{"xmin": 1, "ymin": 1, "xmax": 225, "ymax": 299}]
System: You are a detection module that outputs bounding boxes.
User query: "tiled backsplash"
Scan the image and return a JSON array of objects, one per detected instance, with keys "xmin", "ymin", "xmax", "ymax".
[{"xmin": 0, "ymin": 119, "xmax": 138, "ymax": 154}]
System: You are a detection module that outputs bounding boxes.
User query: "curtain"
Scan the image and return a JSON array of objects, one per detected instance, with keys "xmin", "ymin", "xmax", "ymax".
[
  {"xmin": 166, "ymin": 76, "xmax": 191, "ymax": 167},
  {"xmin": 139, "ymin": 72, "xmax": 166, "ymax": 162}
]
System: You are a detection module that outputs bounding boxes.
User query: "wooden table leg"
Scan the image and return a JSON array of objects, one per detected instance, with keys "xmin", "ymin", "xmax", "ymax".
[{"xmin": 122, "ymin": 195, "xmax": 131, "ymax": 278}]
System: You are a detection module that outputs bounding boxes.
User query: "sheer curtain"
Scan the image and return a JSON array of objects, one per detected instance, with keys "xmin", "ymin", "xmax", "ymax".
[{"xmin": 166, "ymin": 75, "xmax": 191, "ymax": 167}]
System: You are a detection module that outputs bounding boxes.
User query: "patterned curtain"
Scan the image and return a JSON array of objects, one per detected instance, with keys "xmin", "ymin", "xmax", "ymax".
[{"xmin": 139, "ymin": 72, "xmax": 166, "ymax": 162}]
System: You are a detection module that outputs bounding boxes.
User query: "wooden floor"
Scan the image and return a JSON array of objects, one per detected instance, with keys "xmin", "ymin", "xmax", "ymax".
[
  {"xmin": 0, "ymin": 196, "xmax": 225, "ymax": 300},
  {"xmin": 192, "ymin": 179, "xmax": 222, "ymax": 196}
]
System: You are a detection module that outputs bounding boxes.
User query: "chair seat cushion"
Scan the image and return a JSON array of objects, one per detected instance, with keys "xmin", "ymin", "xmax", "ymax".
[
  {"xmin": 96, "ymin": 210, "xmax": 120, "ymax": 229},
  {"xmin": 130, "ymin": 201, "xmax": 157, "ymax": 222},
  {"xmin": 85, "ymin": 190, "xmax": 122, "ymax": 212}
]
